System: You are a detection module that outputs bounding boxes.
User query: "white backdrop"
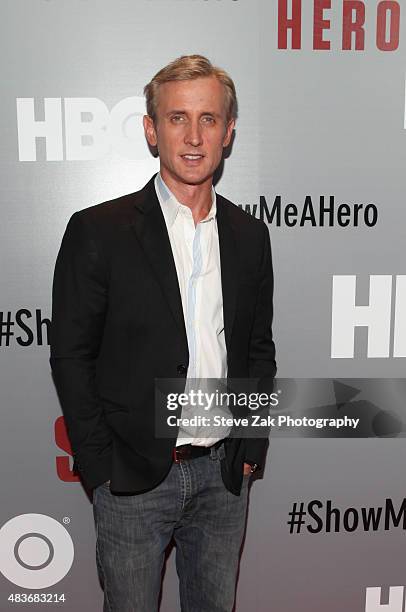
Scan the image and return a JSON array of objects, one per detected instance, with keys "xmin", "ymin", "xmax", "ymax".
[{"xmin": 1, "ymin": 1, "xmax": 405, "ymax": 610}]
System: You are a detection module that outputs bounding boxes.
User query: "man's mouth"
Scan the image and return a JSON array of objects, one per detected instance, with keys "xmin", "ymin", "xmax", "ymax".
[{"xmin": 181, "ymin": 154, "xmax": 204, "ymax": 160}]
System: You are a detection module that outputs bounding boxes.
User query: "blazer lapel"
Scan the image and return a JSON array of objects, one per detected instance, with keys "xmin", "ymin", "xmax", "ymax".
[
  {"xmin": 217, "ymin": 196, "xmax": 239, "ymax": 352},
  {"xmin": 130, "ymin": 177, "xmax": 187, "ymax": 340},
  {"xmin": 129, "ymin": 178, "xmax": 239, "ymax": 353}
]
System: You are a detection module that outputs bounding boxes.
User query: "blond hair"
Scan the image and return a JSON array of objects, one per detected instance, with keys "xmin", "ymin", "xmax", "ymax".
[{"xmin": 144, "ymin": 54, "xmax": 237, "ymax": 122}]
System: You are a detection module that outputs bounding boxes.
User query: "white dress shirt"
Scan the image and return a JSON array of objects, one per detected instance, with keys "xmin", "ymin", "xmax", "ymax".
[{"xmin": 155, "ymin": 173, "xmax": 231, "ymax": 446}]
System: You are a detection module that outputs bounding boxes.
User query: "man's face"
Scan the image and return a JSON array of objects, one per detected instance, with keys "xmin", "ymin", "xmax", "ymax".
[{"xmin": 143, "ymin": 76, "xmax": 235, "ymax": 188}]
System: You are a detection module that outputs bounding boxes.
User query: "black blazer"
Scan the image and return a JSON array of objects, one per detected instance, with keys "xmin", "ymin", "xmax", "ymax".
[{"xmin": 50, "ymin": 175, "xmax": 276, "ymax": 495}]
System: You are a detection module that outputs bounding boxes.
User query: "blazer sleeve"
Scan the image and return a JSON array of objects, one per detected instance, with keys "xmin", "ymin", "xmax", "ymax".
[
  {"xmin": 245, "ymin": 222, "xmax": 277, "ymax": 467},
  {"xmin": 50, "ymin": 211, "xmax": 112, "ymax": 483}
]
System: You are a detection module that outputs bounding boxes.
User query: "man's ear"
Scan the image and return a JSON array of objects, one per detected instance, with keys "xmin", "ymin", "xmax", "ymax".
[
  {"xmin": 143, "ymin": 115, "xmax": 157, "ymax": 147},
  {"xmin": 223, "ymin": 118, "xmax": 235, "ymax": 148}
]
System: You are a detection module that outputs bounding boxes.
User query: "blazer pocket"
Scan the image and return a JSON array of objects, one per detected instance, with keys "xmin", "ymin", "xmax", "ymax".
[{"xmin": 99, "ymin": 395, "xmax": 129, "ymax": 414}]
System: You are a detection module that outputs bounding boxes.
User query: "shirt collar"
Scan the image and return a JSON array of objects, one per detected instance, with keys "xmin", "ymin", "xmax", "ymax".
[{"xmin": 155, "ymin": 172, "xmax": 217, "ymax": 228}]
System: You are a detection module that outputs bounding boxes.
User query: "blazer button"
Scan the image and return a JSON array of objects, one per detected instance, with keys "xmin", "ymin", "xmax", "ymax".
[{"xmin": 177, "ymin": 364, "xmax": 187, "ymax": 376}]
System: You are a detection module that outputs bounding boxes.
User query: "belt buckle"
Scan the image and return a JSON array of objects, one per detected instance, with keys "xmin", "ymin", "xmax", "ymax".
[{"xmin": 172, "ymin": 446, "xmax": 192, "ymax": 463}]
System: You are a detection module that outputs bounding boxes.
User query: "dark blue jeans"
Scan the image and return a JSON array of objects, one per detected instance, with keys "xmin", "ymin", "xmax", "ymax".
[{"xmin": 92, "ymin": 443, "xmax": 250, "ymax": 612}]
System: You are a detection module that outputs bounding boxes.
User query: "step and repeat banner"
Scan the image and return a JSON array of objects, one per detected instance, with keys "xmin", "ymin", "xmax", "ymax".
[{"xmin": 1, "ymin": 1, "xmax": 405, "ymax": 610}]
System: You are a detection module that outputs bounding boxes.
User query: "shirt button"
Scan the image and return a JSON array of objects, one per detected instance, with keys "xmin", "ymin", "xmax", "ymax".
[{"xmin": 177, "ymin": 364, "xmax": 187, "ymax": 376}]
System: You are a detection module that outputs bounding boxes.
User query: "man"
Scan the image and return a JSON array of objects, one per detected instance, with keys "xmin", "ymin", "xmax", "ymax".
[{"xmin": 50, "ymin": 55, "xmax": 276, "ymax": 612}]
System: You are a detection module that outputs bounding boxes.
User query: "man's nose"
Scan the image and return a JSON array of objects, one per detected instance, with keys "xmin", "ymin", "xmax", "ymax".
[{"xmin": 184, "ymin": 120, "xmax": 203, "ymax": 146}]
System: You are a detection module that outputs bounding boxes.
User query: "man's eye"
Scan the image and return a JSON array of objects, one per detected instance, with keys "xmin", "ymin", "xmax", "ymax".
[
  {"xmin": 171, "ymin": 115, "xmax": 185, "ymax": 122},
  {"xmin": 202, "ymin": 116, "xmax": 215, "ymax": 123}
]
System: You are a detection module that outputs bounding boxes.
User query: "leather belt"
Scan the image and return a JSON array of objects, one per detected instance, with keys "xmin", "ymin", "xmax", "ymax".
[{"xmin": 172, "ymin": 439, "xmax": 224, "ymax": 463}]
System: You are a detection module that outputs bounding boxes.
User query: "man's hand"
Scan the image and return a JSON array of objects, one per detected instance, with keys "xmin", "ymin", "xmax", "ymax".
[{"xmin": 243, "ymin": 462, "xmax": 252, "ymax": 476}]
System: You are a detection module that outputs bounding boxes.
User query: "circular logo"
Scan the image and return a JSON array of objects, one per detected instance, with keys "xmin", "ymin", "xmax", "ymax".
[{"xmin": 0, "ymin": 514, "xmax": 74, "ymax": 589}]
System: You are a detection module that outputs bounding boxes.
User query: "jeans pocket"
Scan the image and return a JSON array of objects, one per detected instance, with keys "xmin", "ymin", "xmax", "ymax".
[{"xmin": 95, "ymin": 480, "xmax": 110, "ymax": 495}]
